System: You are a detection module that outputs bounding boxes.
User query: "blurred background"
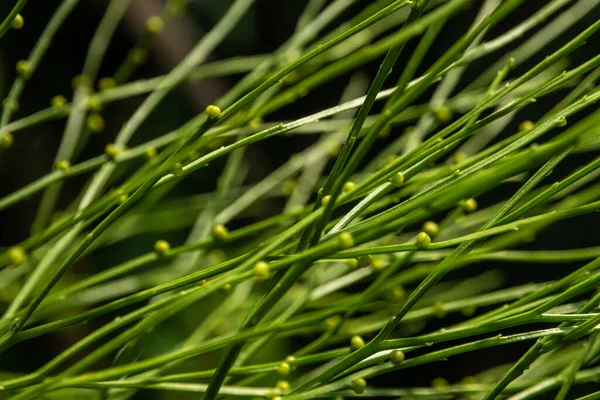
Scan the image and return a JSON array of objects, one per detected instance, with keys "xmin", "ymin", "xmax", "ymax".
[{"xmin": 1, "ymin": 1, "xmax": 600, "ymax": 398}]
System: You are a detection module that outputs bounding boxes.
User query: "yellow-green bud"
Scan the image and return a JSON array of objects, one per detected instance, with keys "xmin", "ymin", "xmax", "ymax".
[
  {"xmin": 351, "ymin": 378, "xmax": 367, "ymax": 394},
  {"xmin": 172, "ymin": 162, "xmax": 183, "ymax": 177},
  {"xmin": 435, "ymin": 105, "xmax": 452, "ymax": 122},
  {"xmin": 146, "ymin": 16, "xmax": 164, "ymax": 34},
  {"xmin": 519, "ymin": 120, "xmax": 534, "ymax": 132},
  {"xmin": 220, "ymin": 283, "xmax": 232, "ymax": 294},
  {"xmin": 416, "ymin": 232, "xmax": 431, "ymax": 247},
  {"xmin": 87, "ymin": 114, "xmax": 105, "ymax": 133},
  {"xmin": 277, "ymin": 362, "xmax": 291, "ymax": 377},
  {"xmin": 253, "ymin": 261, "xmax": 270, "ymax": 280},
  {"xmin": 249, "ymin": 117, "xmax": 262, "ymax": 129},
  {"xmin": 391, "ymin": 172, "xmax": 404, "ymax": 187},
  {"xmin": 72, "ymin": 74, "xmax": 91, "ymax": 89},
  {"xmin": 346, "ymin": 258, "xmax": 359, "ymax": 269},
  {"xmin": 282, "ymin": 70, "xmax": 298, "ymax": 84},
  {"xmin": 128, "ymin": 47, "xmax": 147, "ymax": 64},
  {"xmin": 388, "ymin": 286, "xmax": 405, "ymax": 303},
  {"xmin": 145, "ymin": 146, "xmax": 157, "ymax": 159},
  {"xmin": 16, "ymin": 60, "xmax": 32, "ymax": 78},
  {"xmin": 105, "ymin": 143, "xmax": 123, "ymax": 159},
  {"xmin": 422, "ymin": 221, "xmax": 439, "ymax": 237},
  {"xmin": 458, "ymin": 198, "xmax": 478, "ymax": 213},
  {"xmin": 98, "ymin": 77, "xmax": 117, "ymax": 91},
  {"xmin": 453, "ymin": 152, "xmax": 468, "ymax": 164},
  {"xmin": 11, "ymin": 14, "xmax": 24, "ymax": 29},
  {"xmin": 384, "ymin": 154, "xmax": 398, "ymax": 166},
  {"xmin": 327, "ymin": 142, "xmax": 341, "ymax": 157},
  {"xmin": 371, "ymin": 257, "xmax": 387, "ymax": 272},
  {"xmin": 338, "ymin": 232, "xmax": 354, "ymax": 249},
  {"xmin": 213, "ymin": 224, "xmax": 229, "ymax": 240},
  {"xmin": 350, "ymin": 335, "xmax": 365, "ymax": 350},
  {"xmin": 205, "ymin": 104, "xmax": 221, "ymax": 119},
  {"xmin": 87, "ymin": 95, "xmax": 102, "ymax": 111},
  {"xmin": 167, "ymin": 0, "xmax": 186, "ymax": 14},
  {"xmin": 276, "ymin": 380, "xmax": 290, "ymax": 392},
  {"xmin": 390, "ymin": 350, "xmax": 405, "ymax": 364},
  {"xmin": 343, "ymin": 181, "xmax": 356, "ymax": 192},
  {"xmin": 285, "ymin": 355, "xmax": 296, "ymax": 364},
  {"xmin": 209, "ymin": 249, "xmax": 226, "ymax": 264},
  {"xmin": 51, "ymin": 95, "xmax": 67, "ymax": 108},
  {"xmin": 55, "ymin": 160, "xmax": 71, "ymax": 171},
  {"xmin": 0, "ymin": 132, "xmax": 14, "ymax": 148},
  {"xmin": 154, "ymin": 240, "xmax": 170, "ymax": 255},
  {"xmin": 8, "ymin": 246, "xmax": 27, "ymax": 266},
  {"xmin": 325, "ymin": 315, "xmax": 341, "ymax": 329},
  {"xmin": 461, "ymin": 304, "xmax": 477, "ymax": 316},
  {"xmin": 358, "ymin": 255, "xmax": 372, "ymax": 268},
  {"xmin": 321, "ymin": 195, "xmax": 332, "ymax": 206},
  {"xmin": 432, "ymin": 377, "xmax": 449, "ymax": 388},
  {"xmin": 432, "ymin": 301, "xmax": 447, "ymax": 318},
  {"xmin": 281, "ymin": 178, "xmax": 296, "ymax": 196}
]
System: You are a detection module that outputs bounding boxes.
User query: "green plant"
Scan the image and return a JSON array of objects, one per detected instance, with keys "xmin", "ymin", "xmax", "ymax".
[{"xmin": 1, "ymin": 0, "xmax": 600, "ymax": 399}]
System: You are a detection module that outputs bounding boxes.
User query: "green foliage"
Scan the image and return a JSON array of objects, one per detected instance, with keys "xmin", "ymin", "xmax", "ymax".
[{"xmin": 1, "ymin": 0, "xmax": 600, "ymax": 399}]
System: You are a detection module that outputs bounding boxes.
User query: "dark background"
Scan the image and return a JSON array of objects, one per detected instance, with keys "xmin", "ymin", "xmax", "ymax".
[{"xmin": 1, "ymin": 1, "xmax": 599, "ymax": 399}]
